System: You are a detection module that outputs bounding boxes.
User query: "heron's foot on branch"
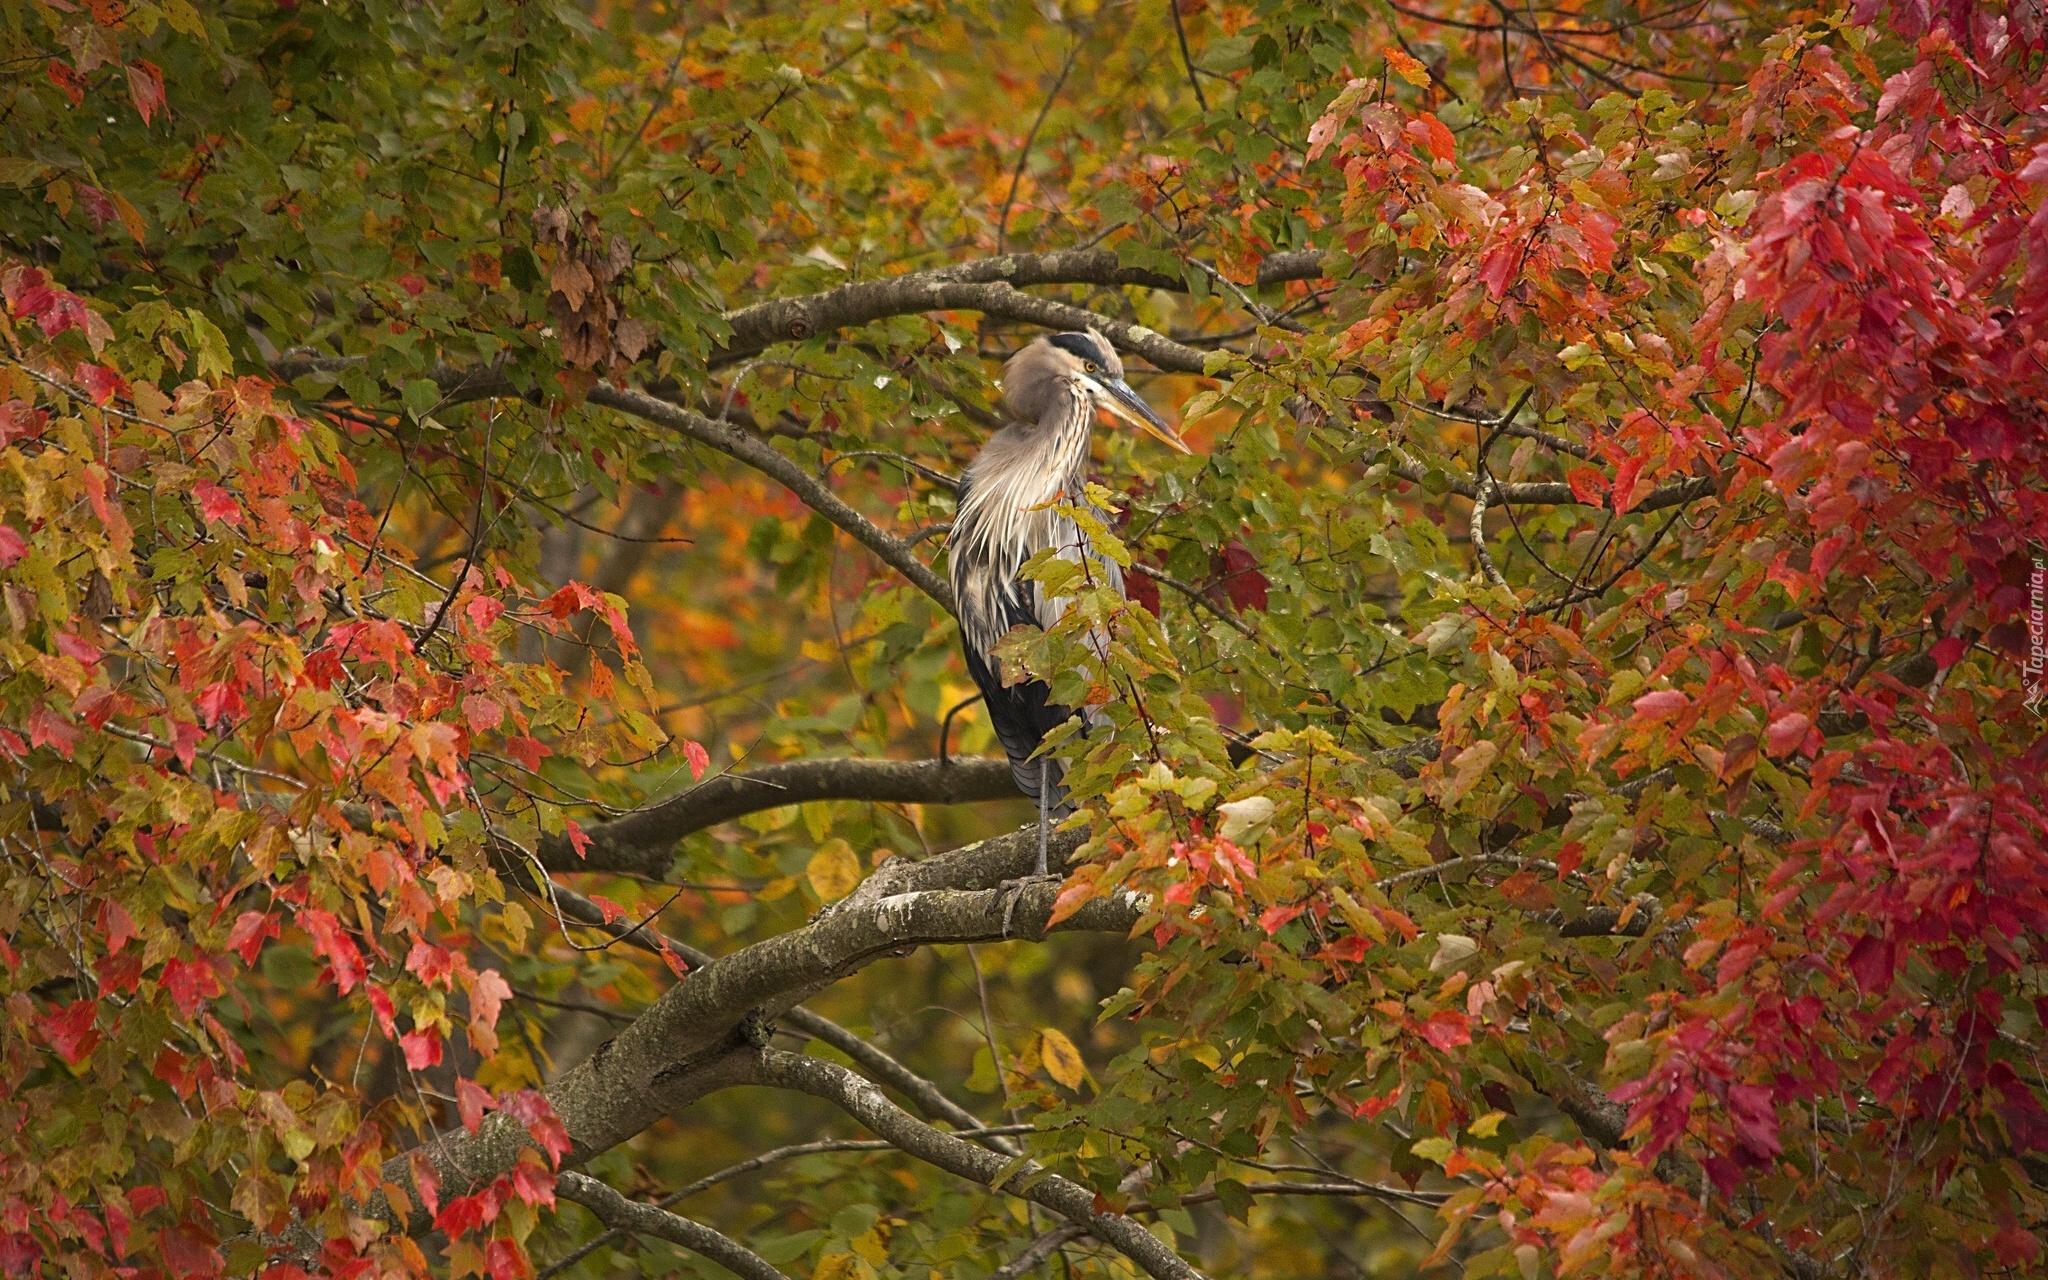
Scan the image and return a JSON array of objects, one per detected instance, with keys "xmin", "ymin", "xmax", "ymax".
[{"xmin": 996, "ymin": 874, "xmax": 1065, "ymax": 938}]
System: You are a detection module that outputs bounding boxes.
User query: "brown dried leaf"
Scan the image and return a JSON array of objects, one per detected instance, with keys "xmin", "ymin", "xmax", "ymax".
[
  {"xmin": 560, "ymin": 315, "xmax": 611, "ymax": 368},
  {"xmin": 612, "ymin": 316, "xmax": 650, "ymax": 362},
  {"xmin": 550, "ymin": 257, "xmax": 593, "ymax": 311},
  {"xmin": 533, "ymin": 204, "xmax": 570, "ymax": 245}
]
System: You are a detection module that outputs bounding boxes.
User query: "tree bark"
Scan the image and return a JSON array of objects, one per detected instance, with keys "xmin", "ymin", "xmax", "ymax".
[
  {"xmin": 536, "ymin": 756, "xmax": 1019, "ymax": 874},
  {"xmin": 712, "ymin": 248, "xmax": 1324, "ymax": 369}
]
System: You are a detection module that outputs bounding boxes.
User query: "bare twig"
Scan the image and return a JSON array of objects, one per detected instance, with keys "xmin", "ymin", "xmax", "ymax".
[
  {"xmin": 997, "ymin": 39, "xmax": 1084, "ymax": 255},
  {"xmin": 557, "ymin": 1171, "xmax": 793, "ymax": 1280},
  {"xmin": 992, "ymin": 1223, "xmax": 1091, "ymax": 1280},
  {"xmin": 1167, "ymin": 0, "xmax": 1209, "ymax": 111},
  {"xmin": 542, "ymin": 1126, "xmax": 1035, "ymax": 1278}
]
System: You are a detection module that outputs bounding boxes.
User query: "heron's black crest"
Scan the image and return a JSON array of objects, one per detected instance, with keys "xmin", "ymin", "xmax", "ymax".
[{"xmin": 1048, "ymin": 331, "xmax": 1115, "ymax": 368}]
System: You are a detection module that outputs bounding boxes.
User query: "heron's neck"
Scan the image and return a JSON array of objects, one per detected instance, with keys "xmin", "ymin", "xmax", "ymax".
[{"xmin": 1037, "ymin": 383, "xmax": 1094, "ymax": 495}]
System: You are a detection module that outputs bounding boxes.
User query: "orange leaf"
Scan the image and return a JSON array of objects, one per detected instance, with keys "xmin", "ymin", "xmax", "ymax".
[{"xmin": 1383, "ymin": 46, "xmax": 1430, "ymax": 87}]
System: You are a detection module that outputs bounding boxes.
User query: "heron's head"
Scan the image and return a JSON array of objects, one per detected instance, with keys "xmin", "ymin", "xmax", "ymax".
[{"xmin": 1001, "ymin": 331, "xmax": 1192, "ymax": 454}]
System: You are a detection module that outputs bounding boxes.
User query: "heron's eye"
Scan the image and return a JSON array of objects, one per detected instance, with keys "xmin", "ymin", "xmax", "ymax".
[{"xmin": 1083, "ymin": 361, "xmax": 1098, "ymax": 372}]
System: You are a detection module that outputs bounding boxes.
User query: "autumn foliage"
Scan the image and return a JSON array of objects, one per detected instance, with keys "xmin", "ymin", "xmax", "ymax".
[{"xmin": 1, "ymin": 1, "xmax": 2045, "ymax": 1279}]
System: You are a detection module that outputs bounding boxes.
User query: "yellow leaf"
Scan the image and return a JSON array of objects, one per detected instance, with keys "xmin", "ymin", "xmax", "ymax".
[
  {"xmin": 813, "ymin": 1254, "xmax": 859, "ymax": 1280},
  {"xmin": 807, "ymin": 838, "xmax": 862, "ymax": 901},
  {"xmin": 497, "ymin": 901, "xmax": 531, "ymax": 949},
  {"xmin": 1039, "ymin": 1027, "xmax": 1085, "ymax": 1089},
  {"xmin": 1383, "ymin": 46, "xmax": 1430, "ymax": 87},
  {"xmin": 851, "ymin": 1229, "xmax": 889, "ymax": 1266},
  {"xmin": 111, "ymin": 190, "xmax": 146, "ymax": 245},
  {"xmin": 1468, "ymin": 1110, "xmax": 1506, "ymax": 1138}
]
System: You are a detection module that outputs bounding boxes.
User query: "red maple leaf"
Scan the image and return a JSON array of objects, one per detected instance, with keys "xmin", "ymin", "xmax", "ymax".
[
  {"xmin": 73, "ymin": 362, "xmax": 127, "ymax": 406},
  {"xmin": 300, "ymin": 909, "xmax": 365, "ymax": 994},
  {"xmin": 499, "ymin": 1090, "xmax": 573, "ymax": 1164},
  {"xmin": 457, "ymin": 1077, "xmax": 494, "ymax": 1135},
  {"xmin": 400, "ymin": 1027, "xmax": 443, "ymax": 1070},
  {"xmin": 46, "ymin": 59, "xmax": 84, "ymax": 106},
  {"xmin": 160, "ymin": 957, "xmax": 223, "ymax": 1016},
  {"xmin": 125, "ymin": 60, "xmax": 166, "ymax": 125},
  {"xmin": 190, "ymin": 481, "xmax": 243, "ymax": 526},
  {"xmin": 38, "ymin": 999, "xmax": 99, "ymax": 1066},
  {"xmin": 1420, "ymin": 1009, "xmax": 1472, "ymax": 1051},
  {"xmin": 226, "ymin": 911, "xmax": 278, "ymax": 964},
  {"xmin": 158, "ymin": 1220, "xmax": 220, "ymax": 1280},
  {"xmin": 486, "ymin": 1237, "xmax": 533, "ymax": 1280}
]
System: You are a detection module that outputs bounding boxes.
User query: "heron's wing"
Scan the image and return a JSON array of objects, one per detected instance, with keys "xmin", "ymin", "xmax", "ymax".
[
  {"xmin": 951, "ymin": 471, "xmax": 1076, "ymax": 803},
  {"xmin": 961, "ymin": 641, "xmax": 1073, "ymax": 804}
]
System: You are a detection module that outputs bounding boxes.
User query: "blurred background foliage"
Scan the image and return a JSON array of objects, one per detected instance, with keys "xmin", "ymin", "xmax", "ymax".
[{"xmin": 5, "ymin": 0, "xmax": 2045, "ymax": 1275}]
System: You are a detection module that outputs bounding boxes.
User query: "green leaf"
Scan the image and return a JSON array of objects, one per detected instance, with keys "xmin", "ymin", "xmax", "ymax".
[
  {"xmin": 0, "ymin": 160, "xmax": 48, "ymax": 187},
  {"xmin": 1411, "ymin": 1137, "xmax": 1455, "ymax": 1164},
  {"xmin": 401, "ymin": 378, "xmax": 441, "ymax": 420},
  {"xmin": 186, "ymin": 311, "xmax": 234, "ymax": 380}
]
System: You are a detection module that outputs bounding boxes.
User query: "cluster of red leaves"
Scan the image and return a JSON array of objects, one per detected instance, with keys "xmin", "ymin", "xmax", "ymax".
[
  {"xmin": 1601, "ymin": 6, "xmax": 2048, "ymax": 1220},
  {"xmin": 0, "ymin": 262, "xmax": 634, "ymax": 1278},
  {"xmin": 1139, "ymin": 4, "xmax": 2048, "ymax": 1272}
]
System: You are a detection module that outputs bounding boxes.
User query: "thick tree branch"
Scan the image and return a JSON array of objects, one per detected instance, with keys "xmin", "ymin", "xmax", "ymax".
[
  {"xmin": 556, "ymin": 1171, "xmax": 794, "ymax": 1280},
  {"xmin": 713, "ymin": 249, "xmax": 1323, "ymax": 370},
  {"xmin": 383, "ymin": 826, "xmax": 1123, "ymax": 1233},
  {"xmin": 1383, "ymin": 452, "xmax": 1720, "ymax": 512},
  {"xmin": 791, "ymin": 1014, "xmax": 1024, "ymax": 1157},
  {"xmin": 536, "ymin": 756, "xmax": 1020, "ymax": 874},
  {"xmin": 751, "ymin": 1050, "xmax": 1208, "ymax": 1280},
  {"xmin": 1254, "ymin": 250, "xmax": 1328, "ymax": 289},
  {"xmin": 733, "ymin": 280, "xmax": 1212, "ymax": 374},
  {"xmin": 504, "ymin": 847, "xmax": 1027, "ymax": 1154}
]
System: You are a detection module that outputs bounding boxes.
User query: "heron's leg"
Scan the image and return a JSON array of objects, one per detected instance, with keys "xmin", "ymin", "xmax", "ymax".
[{"xmin": 1002, "ymin": 758, "xmax": 1058, "ymax": 938}]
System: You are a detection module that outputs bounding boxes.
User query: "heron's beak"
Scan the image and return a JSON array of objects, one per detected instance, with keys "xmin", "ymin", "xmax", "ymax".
[{"xmin": 1089, "ymin": 376, "xmax": 1193, "ymax": 454}]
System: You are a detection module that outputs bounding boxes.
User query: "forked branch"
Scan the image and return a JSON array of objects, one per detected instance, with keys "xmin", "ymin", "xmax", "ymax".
[
  {"xmin": 750, "ymin": 1050, "xmax": 1209, "ymax": 1280},
  {"xmin": 379, "ymin": 825, "xmax": 1119, "ymax": 1233}
]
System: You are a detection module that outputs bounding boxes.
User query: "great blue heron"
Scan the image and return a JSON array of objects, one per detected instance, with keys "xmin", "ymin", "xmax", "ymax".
[{"xmin": 949, "ymin": 330, "xmax": 1190, "ymax": 880}]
